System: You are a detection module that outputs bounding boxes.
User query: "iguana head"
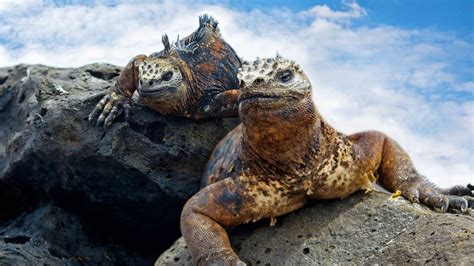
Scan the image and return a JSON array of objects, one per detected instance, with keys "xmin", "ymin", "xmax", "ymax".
[
  {"xmin": 237, "ymin": 56, "xmax": 319, "ymax": 170},
  {"xmin": 137, "ymin": 15, "xmax": 241, "ymax": 114},
  {"xmin": 137, "ymin": 55, "xmax": 185, "ymax": 101},
  {"xmin": 237, "ymin": 56, "xmax": 314, "ymax": 125}
]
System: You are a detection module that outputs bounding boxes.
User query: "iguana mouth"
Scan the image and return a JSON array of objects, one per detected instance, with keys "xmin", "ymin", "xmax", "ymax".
[
  {"xmin": 239, "ymin": 92, "xmax": 300, "ymax": 103},
  {"xmin": 138, "ymin": 86, "xmax": 177, "ymax": 96}
]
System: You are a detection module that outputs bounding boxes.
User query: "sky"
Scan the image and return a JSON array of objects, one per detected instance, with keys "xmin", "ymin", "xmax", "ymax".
[{"xmin": 0, "ymin": 0, "xmax": 473, "ymax": 188}]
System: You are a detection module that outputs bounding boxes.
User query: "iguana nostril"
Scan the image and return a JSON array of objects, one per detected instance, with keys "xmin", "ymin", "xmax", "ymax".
[
  {"xmin": 254, "ymin": 78, "xmax": 264, "ymax": 86},
  {"xmin": 148, "ymin": 80, "xmax": 153, "ymax": 86},
  {"xmin": 239, "ymin": 80, "xmax": 245, "ymax": 88}
]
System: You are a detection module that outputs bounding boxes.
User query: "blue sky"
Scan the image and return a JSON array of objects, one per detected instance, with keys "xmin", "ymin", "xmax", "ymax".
[
  {"xmin": 224, "ymin": 0, "xmax": 474, "ymax": 33},
  {"xmin": 0, "ymin": 0, "xmax": 472, "ymax": 187}
]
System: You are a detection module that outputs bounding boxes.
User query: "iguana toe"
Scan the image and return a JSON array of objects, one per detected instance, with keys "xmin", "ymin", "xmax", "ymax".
[
  {"xmin": 88, "ymin": 94, "xmax": 110, "ymax": 123},
  {"xmin": 447, "ymin": 196, "xmax": 469, "ymax": 213}
]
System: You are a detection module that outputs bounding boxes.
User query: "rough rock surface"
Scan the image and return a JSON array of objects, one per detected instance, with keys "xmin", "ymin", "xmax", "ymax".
[
  {"xmin": 157, "ymin": 191, "xmax": 474, "ymax": 265},
  {"xmin": 0, "ymin": 64, "xmax": 239, "ymax": 263},
  {"xmin": 0, "ymin": 205, "xmax": 148, "ymax": 265}
]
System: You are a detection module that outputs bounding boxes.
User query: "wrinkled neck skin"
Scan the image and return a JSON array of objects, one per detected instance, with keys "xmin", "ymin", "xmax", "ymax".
[{"xmin": 241, "ymin": 96, "xmax": 325, "ymax": 175}]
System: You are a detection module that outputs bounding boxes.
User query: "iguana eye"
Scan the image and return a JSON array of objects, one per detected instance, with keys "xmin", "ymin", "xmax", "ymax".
[
  {"xmin": 254, "ymin": 78, "xmax": 264, "ymax": 86},
  {"xmin": 278, "ymin": 70, "xmax": 293, "ymax": 83},
  {"xmin": 162, "ymin": 71, "xmax": 173, "ymax": 81}
]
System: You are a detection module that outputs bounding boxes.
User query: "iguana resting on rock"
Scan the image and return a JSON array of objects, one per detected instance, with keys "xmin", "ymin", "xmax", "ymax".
[
  {"xmin": 89, "ymin": 15, "xmax": 241, "ymax": 127},
  {"xmin": 180, "ymin": 56, "xmax": 474, "ymax": 265}
]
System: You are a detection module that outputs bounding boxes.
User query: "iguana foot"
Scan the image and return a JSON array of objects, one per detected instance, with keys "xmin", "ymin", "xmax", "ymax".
[
  {"xmin": 401, "ymin": 182, "xmax": 469, "ymax": 213},
  {"xmin": 88, "ymin": 90, "xmax": 130, "ymax": 127}
]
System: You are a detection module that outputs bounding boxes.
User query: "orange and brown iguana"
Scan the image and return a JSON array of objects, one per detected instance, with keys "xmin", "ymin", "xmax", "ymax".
[
  {"xmin": 180, "ymin": 56, "xmax": 474, "ymax": 265},
  {"xmin": 89, "ymin": 15, "xmax": 241, "ymax": 127}
]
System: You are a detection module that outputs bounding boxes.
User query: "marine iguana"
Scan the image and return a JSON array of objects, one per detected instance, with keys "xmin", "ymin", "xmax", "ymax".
[
  {"xmin": 180, "ymin": 56, "xmax": 474, "ymax": 265},
  {"xmin": 89, "ymin": 15, "xmax": 241, "ymax": 127}
]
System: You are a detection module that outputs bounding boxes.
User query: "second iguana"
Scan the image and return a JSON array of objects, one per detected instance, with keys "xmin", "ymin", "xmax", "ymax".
[{"xmin": 89, "ymin": 15, "xmax": 241, "ymax": 127}]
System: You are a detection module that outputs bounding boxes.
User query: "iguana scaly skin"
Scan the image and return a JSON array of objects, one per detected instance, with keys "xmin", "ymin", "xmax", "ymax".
[
  {"xmin": 89, "ymin": 15, "xmax": 241, "ymax": 127},
  {"xmin": 180, "ymin": 56, "xmax": 474, "ymax": 265}
]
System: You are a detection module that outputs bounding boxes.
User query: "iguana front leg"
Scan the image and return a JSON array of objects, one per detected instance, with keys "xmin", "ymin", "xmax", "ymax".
[
  {"xmin": 181, "ymin": 177, "xmax": 306, "ymax": 265},
  {"xmin": 192, "ymin": 88, "xmax": 240, "ymax": 119},
  {"xmin": 89, "ymin": 54, "xmax": 148, "ymax": 127},
  {"xmin": 350, "ymin": 131, "xmax": 471, "ymax": 212}
]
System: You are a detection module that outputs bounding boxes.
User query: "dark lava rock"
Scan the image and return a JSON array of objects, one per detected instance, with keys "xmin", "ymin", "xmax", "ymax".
[
  {"xmin": 0, "ymin": 205, "xmax": 148, "ymax": 265},
  {"xmin": 0, "ymin": 64, "xmax": 239, "ymax": 263},
  {"xmin": 157, "ymin": 191, "xmax": 474, "ymax": 265}
]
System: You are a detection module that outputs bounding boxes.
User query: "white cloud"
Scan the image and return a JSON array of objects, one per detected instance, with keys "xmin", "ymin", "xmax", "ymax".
[
  {"xmin": 0, "ymin": 1, "xmax": 472, "ymax": 188},
  {"xmin": 0, "ymin": 0, "xmax": 41, "ymax": 11},
  {"xmin": 303, "ymin": 1, "xmax": 367, "ymax": 22}
]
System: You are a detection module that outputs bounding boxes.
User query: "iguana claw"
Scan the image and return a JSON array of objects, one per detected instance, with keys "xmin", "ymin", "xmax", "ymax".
[{"xmin": 89, "ymin": 90, "xmax": 130, "ymax": 127}]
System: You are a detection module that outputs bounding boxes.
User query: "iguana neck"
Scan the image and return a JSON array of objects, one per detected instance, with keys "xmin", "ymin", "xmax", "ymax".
[{"xmin": 241, "ymin": 97, "xmax": 327, "ymax": 174}]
